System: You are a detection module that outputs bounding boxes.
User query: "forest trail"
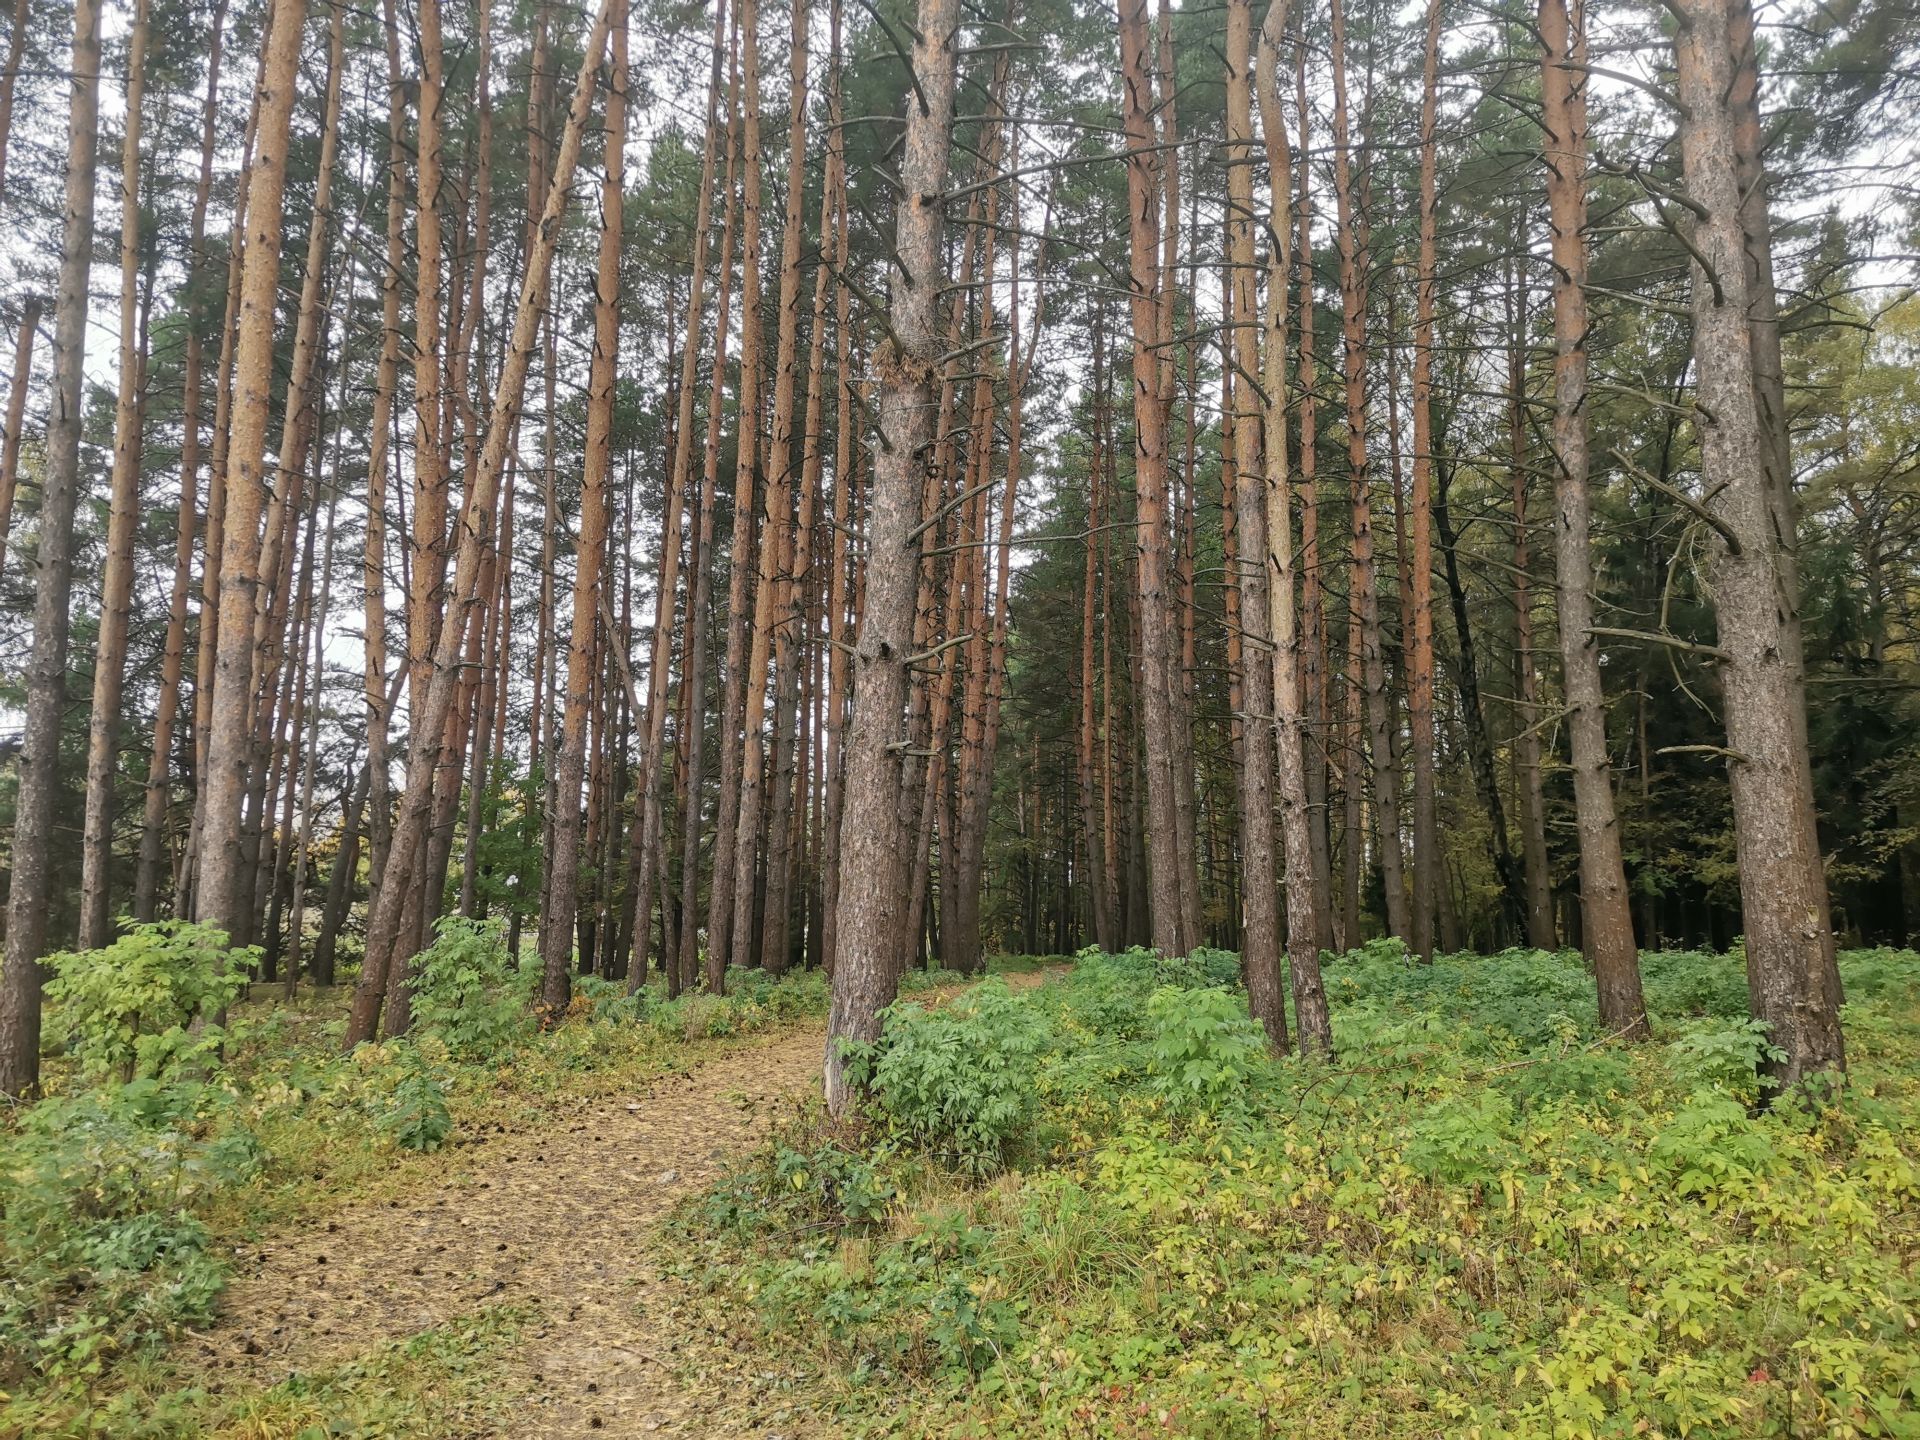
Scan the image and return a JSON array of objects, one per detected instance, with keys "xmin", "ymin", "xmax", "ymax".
[{"xmin": 191, "ymin": 972, "xmax": 1051, "ymax": 1438}]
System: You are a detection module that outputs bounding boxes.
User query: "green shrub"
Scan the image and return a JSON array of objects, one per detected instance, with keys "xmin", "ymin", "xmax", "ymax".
[
  {"xmin": 407, "ymin": 916, "xmax": 530, "ymax": 1059},
  {"xmin": 1144, "ymin": 984, "xmax": 1267, "ymax": 1115},
  {"xmin": 44, "ymin": 921, "xmax": 252, "ymax": 1083},
  {"xmin": 377, "ymin": 1059, "xmax": 453, "ymax": 1153},
  {"xmin": 1, "ymin": 1083, "xmax": 251, "ymax": 1392},
  {"xmin": 1405, "ymin": 1089, "xmax": 1516, "ymax": 1185},
  {"xmin": 1666, "ymin": 1015, "xmax": 1785, "ymax": 1102},
  {"xmin": 844, "ymin": 981, "xmax": 1053, "ymax": 1174}
]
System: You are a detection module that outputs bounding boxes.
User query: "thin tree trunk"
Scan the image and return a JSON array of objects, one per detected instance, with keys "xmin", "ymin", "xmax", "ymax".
[
  {"xmin": 0, "ymin": 0, "xmax": 30, "ymax": 202},
  {"xmin": 76, "ymin": 0, "xmax": 151, "ymax": 949},
  {"xmin": 0, "ymin": 0, "xmax": 101, "ymax": 1096},
  {"xmin": 538, "ymin": 4, "xmax": 627, "ymax": 1014},
  {"xmin": 764, "ymin": 1, "xmax": 831, "ymax": 975},
  {"xmin": 621, "ymin": 0, "xmax": 711, "ymax": 987},
  {"xmin": 1405, "ymin": 0, "xmax": 1441, "ymax": 961},
  {"xmin": 1328, "ymin": 0, "xmax": 1409, "ymax": 943},
  {"xmin": 824, "ymin": 0, "xmax": 959, "ymax": 1115},
  {"xmin": 1118, "ymin": 0, "xmax": 1196, "ymax": 957},
  {"xmin": 679, "ymin": 3, "xmax": 744, "ymax": 997},
  {"xmin": 0, "ymin": 295, "xmax": 40, "ymax": 576},
  {"xmin": 137, "ymin": 0, "xmax": 227, "ymax": 921},
  {"xmin": 1224, "ymin": 0, "xmax": 1286, "ymax": 1046},
  {"xmin": 1255, "ymin": 0, "xmax": 1332, "ymax": 1051},
  {"xmin": 1540, "ymin": 0, "xmax": 1647, "ymax": 1037},
  {"xmin": 347, "ymin": 0, "xmax": 616, "ymax": 1046},
  {"xmin": 359, "ymin": 0, "xmax": 407, "ymax": 947},
  {"xmin": 1078, "ymin": 322, "xmax": 1116, "ymax": 951},
  {"xmin": 708, "ymin": 0, "xmax": 767, "ymax": 977},
  {"xmin": 1293, "ymin": 34, "xmax": 1335, "ymax": 954},
  {"xmin": 1507, "ymin": 260, "xmax": 1556, "ymax": 947},
  {"xmin": 282, "ymin": 439, "xmax": 341, "ymax": 994},
  {"xmin": 816, "ymin": 4, "xmax": 853, "ymax": 975}
]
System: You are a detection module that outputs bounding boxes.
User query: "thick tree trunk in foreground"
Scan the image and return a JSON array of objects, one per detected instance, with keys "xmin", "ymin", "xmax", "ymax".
[
  {"xmin": 1672, "ymin": 0, "xmax": 1843, "ymax": 1094},
  {"xmin": 0, "ymin": 0, "xmax": 102, "ymax": 1097},
  {"xmin": 1540, "ymin": 0, "xmax": 1648, "ymax": 1038},
  {"xmin": 824, "ymin": 0, "xmax": 959, "ymax": 1116}
]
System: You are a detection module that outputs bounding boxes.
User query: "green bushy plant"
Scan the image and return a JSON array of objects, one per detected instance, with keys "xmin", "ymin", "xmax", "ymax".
[
  {"xmin": 407, "ymin": 916, "xmax": 530, "ymax": 1059},
  {"xmin": 1, "ymin": 1082, "xmax": 253, "ymax": 1393},
  {"xmin": 678, "ymin": 947, "xmax": 1920, "ymax": 1439},
  {"xmin": 843, "ymin": 980, "xmax": 1053, "ymax": 1174},
  {"xmin": 1144, "ymin": 984, "xmax": 1267, "ymax": 1115},
  {"xmin": 376, "ymin": 1056, "xmax": 453, "ymax": 1153},
  {"xmin": 1666, "ymin": 1015, "xmax": 1786, "ymax": 1101},
  {"xmin": 44, "ymin": 921, "xmax": 252, "ymax": 1082}
]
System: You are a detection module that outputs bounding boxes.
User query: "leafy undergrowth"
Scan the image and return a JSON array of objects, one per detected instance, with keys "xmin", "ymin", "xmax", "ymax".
[
  {"xmin": 670, "ymin": 943, "xmax": 1920, "ymax": 1438},
  {"xmin": 0, "ymin": 917, "xmax": 990, "ymax": 1436}
]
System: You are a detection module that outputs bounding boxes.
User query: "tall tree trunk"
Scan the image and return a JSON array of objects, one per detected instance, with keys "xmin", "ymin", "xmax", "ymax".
[
  {"xmin": 816, "ymin": 4, "xmax": 854, "ymax": 975},
  {"xmin": 1079, "ymin": 323, "xmax": 1117, "ymax": 952},
  {"xmin": 679, "ymin": 2, "xmax": 745, "ymax": 997},
  {"xmin": 195, "ymin": 0, "xmax": 310, "ymax": 939},
  {"xmin": 538, "ymin": 4, "xmax": 626, "ymax": 1014},
  {"xmin": 137, "ymin": 0, "xmax": 228, "ymax": 921},
  {"xmin": 708, "ymin": 0, "xmax": 767, "ymax": 978},
  {"xmin": 0, "ymin": 0, "xmax": 102, "ymax": 1096},
  {"xmin": 1293, "ymin": 33, "xmax": 1336, "ymax": 957},
  {"xmin": 360, "ymin": 0, "xmax": 408, "ymax": 945},
  {"xmin": 730, "ymin": 0, "xmax": 810, "ymax": 971},
  {"xmin": 1327, "ymin": 0, "xmax": 1409, "ymax": 943},
  {"xmin": 346, "ymin": 0, "xmax": 616, "ymax": 1047},
  {"xmin": 1725, "ymin": 0, "xmax": 1846, "ymax": 1045},
  {"xmin": 1154, "ymin": 4, "xmax": 1203, "ymax": 951},
  {"xmin": 1405, "ymin": 0, "xmax": 1441, "ymax": 961},
  {"xmin": 824, "ymin": 0, "xmax": 959, "ymax": 1115},
  {"xmin": 179, "ymin": 87, "xmax": 261, "ymax": 917},
  {"xmin": 1223, "ymin": 0, "xmax": 1286, "ymax": 1046},
  {"xmin": 1671, "ymin": 0, "xmax": 1842, "ymax": 1093},
  {"xmin": 1255, "ymin": 0, "xmax": 1333, "ymax": 1052},
  {"xmin": 1118, "ymin": 0, "xmax": 1196, "ymax": 957},
  {"xmin": 627, "ymin": 0, "xmax": 731, "ymax": 991},
  {"xmin": 1507, "ymin": 261, "xmax": 1556, "ymax": 947},
  {"xmin": 1540, "ymin": 0, "xmax": 1648, "ymax": 1037},
  {"xmin": 764, "ymin": 0, "xmax": 829, "ymax": 975},
  {"xmin": 76, "ymin": 0, "xmax": 151, "ymax": 949}
]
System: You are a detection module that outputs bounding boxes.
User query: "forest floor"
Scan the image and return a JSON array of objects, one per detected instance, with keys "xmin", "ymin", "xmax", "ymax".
[{"xmin": 182, "ymin": 969, "xmax": 1055, "ymax": 1439}]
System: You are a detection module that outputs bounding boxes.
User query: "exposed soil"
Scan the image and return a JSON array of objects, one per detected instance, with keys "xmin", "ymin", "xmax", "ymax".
[{"xmin": 191, "ymin": 973, "xmax": 1050, "ymax": 1438}]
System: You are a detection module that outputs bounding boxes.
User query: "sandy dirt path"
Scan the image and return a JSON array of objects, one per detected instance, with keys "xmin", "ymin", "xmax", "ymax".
[{"xmin": 192, "ymin": 973, "xmax": 1053, "ymax": 1438}]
